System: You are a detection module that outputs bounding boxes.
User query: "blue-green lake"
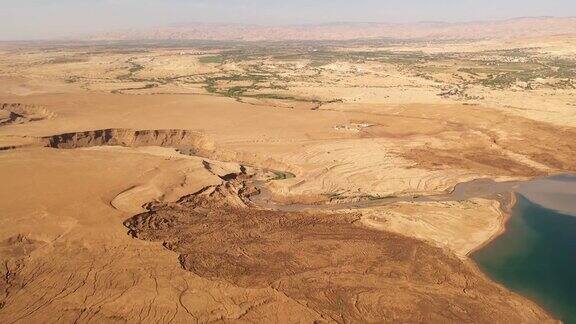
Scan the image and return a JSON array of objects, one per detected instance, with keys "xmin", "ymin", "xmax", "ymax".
[{"xmin": 472, "ymin": 193, "xmax": 576, "ymax": 323}]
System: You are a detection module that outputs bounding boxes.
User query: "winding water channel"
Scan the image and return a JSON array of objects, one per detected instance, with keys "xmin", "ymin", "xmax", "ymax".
[
  {"xmin": 253, "ymin": 174, "xmax": 574, "ymax": 212},
  {"xmin": 253, "ymin": 173, "xmax": 576, "ymax": 322}
]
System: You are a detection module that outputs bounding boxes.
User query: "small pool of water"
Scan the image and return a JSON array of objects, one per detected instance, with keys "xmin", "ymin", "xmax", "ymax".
[{"xmin": 472, "ymin": 194, "xmax": 576, "ymax": 323}]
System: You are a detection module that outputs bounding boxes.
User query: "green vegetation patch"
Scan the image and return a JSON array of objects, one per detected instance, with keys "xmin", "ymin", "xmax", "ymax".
[
  {"xmin": 271, "ymin": 171, "xmax": 296, "ymax": 180},
  {"xmin": 199, "ymin": 55, "xmax": 226, "ymax": 64}
]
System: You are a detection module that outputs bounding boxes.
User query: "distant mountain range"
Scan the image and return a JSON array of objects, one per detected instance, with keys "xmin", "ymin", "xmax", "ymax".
[{"xmin": 86, "ymin": 17, "xmax": 576, "ymax": 41}]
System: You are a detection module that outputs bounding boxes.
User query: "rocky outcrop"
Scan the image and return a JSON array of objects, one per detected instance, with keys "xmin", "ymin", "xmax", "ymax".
[
  {"xmin": 41, "ymin": 128, "xmax": 214, "ymax": 154},
  {"xmin": 123, "ymin": 195, "xmax": 554, "ymax": 323},
  {"xmin": 0, "ymin": 103, "xmax": 54, "ymax": 126}
]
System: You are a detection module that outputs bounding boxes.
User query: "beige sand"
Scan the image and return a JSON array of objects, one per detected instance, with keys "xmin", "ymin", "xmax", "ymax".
[{"xmin": 2, "ymin": 35, "xmax": 574, "ymax": 321}]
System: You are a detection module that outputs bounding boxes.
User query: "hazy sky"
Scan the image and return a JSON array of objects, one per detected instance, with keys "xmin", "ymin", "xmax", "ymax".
[{"xmin": 1, "ymin": 0, "xmax": 576, "ymax": 40}]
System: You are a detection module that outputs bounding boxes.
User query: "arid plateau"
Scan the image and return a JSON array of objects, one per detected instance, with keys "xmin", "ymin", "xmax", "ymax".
[{"xmin": 1, "ymin": 19, "xmax": 576, "ymax": 323}]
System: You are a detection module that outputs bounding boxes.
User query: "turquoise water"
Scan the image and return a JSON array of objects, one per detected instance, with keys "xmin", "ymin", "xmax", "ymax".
[{"xmin": 472, "ymin": 195, "xmax": 576, "ymax": 323}]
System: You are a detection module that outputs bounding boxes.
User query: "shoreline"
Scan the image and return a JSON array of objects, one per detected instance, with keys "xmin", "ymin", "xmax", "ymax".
[
  {"xmin": 467, "ymin": 192, "xmax": 569, "ymax": 323},
  {"xmin": 468, "ymin": 172, "xmax": 576, "ymax": 255},
  {"xmin": 465, "ymin": 192, "xmax": 560, "ymax": 322},
  {"xmin": 467, "ymin": 191, "xmax": 517, "ymax": 256}
]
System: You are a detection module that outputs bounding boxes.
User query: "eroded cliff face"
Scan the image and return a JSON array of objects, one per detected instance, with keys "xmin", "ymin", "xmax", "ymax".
[
  {"xmin": 41, "ymin": 129, "xmax": 215, "ymax": 155},
  {"xmin": 0, "ymin": 103, "xmax": 54, "ymax": 126},
  {"xmin": 0, "ymin": 128, "xmax": 217, "ymax": 156}
]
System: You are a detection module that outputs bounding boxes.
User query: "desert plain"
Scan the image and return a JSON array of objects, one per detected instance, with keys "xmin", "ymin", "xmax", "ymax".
[{"xmin": 1, "ymin": 19, "xmax": 576, "ymax": 322}]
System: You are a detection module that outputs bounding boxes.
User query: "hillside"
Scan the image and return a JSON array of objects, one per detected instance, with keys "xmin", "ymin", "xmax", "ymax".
[{"xmin": 87, "ymin": 17, "xmax": 576, "ymax": 41}]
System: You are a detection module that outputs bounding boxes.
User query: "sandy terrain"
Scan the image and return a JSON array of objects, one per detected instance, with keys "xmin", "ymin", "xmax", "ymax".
[
  {"xmin": 0, "ymin": 148, "xmax": 327, "ymax": 322},
  {"xmin": 360, "ymin": 199, "xmax": 506, "ymax": 257},
  {"xmin": 1, "ymin": 34, "xmax": 574, "ymax": 322}
]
